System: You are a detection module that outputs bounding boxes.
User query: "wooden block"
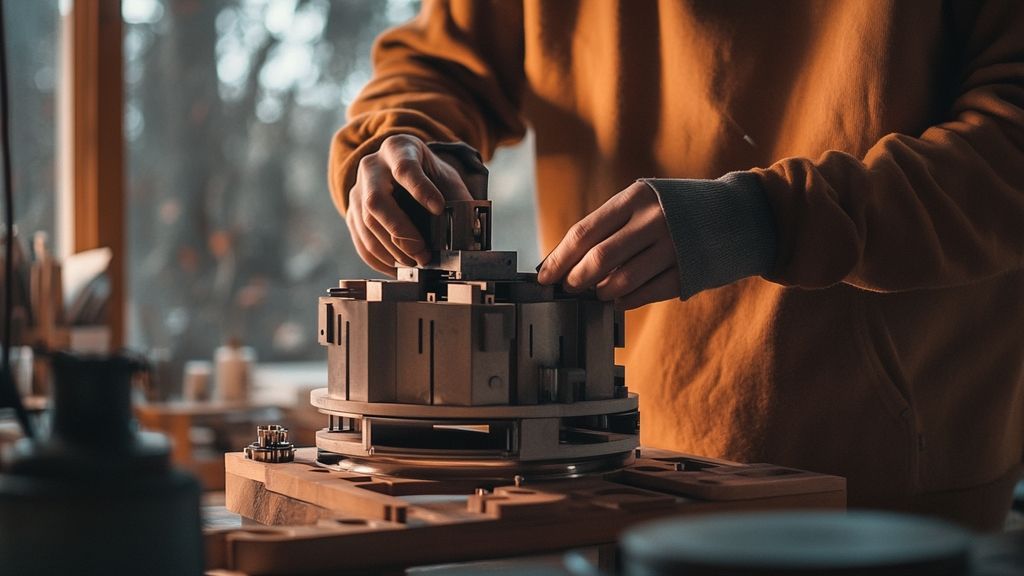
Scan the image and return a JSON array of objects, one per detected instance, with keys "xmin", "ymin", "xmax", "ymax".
[
  {"xmin": 468, "ymin": 487, "xmax": 568, "ymax": 519},
  {"xmin": 614, "ymin": 460, "xmax": 847, "ymax": 501}
]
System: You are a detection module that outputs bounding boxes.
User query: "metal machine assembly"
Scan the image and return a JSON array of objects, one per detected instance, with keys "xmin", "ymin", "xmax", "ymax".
[
  {"xmin": 313, "ymin": 197, "xmax": 636, "ymax": 479},
  {"xmin": 216, "ymin": 172, "xmax": 849, "ymax": 575}
]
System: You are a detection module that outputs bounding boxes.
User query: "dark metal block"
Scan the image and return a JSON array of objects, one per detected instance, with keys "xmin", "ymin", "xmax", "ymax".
[
  {"xmin": 395, "ymin": 301, "xmax": 514, "ymax": 406},
  {"xmin": 539, "ymin": 366, "xmax": 586, "ymax": 403},
  {"xmin": 493, "ymin": 279, "xmax": 555, "ymax": 302},
  {"xmin": 431, "ymin": 250, "xmax": 518, "ymax": 280},
  {"xmin": 581, "ymin": 301, "xmax": 615, "ymax": 400},
  {"xmin": 515, "ymin": 301, "xmax": 580, "ymax": 404},
  {"xmin": 324, "ymin": 299, "xmax": 398, "ymax": 403},
  {"xmin": 367, "ymin": 280, "xmax": 420, "ymax": 302}
]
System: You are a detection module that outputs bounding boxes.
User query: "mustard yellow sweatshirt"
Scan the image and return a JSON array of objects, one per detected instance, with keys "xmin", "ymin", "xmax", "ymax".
[{"xmin": 329, "ymin": 0, "xmax": 1024, "ymax": 529}]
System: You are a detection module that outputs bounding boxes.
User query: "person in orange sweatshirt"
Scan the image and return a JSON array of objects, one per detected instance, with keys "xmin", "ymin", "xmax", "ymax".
[{"xmin": 329, "ymin": 1, "xmax": 1024, "ymax": 530}]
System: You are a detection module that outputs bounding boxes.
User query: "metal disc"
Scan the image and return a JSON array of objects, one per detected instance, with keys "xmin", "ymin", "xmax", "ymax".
[
  {"xmin": 316, "ymin": 450, "xmax": 635, "ymax": 481},
  {"xmin": 311, "ymin": 388, "xmax": 638, "ymax": 420}
]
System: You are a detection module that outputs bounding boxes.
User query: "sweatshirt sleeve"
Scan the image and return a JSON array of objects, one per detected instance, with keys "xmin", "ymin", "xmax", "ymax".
[
  {"xmin": 328, "ymin": 0, "xmax": 526, "ymax": 216},
  {"xmin": 752, "ymin": 1, "xmax": 1024, "ymax": 292},
  {"xmin": 644, "ymin": 174, "xmax": 777, "ymax": 300}
]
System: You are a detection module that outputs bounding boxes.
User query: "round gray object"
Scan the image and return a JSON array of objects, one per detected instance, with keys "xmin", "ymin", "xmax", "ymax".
[{"xmin": 621, "ymin": 511, "xmax": 971, "ymax": 576}]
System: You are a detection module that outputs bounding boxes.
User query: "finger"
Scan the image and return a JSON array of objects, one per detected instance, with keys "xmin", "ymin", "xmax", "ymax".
[
  {"xmin": 614, "ymin": 268, "xmax": 680, "ymax": 311},
  {"xmin": 351, "ymin": 203, "xmax": 401, "ymax": 271},
  {"xmin": 348, "ymin": 180, "xmax": 397, "ymax": 274},
  {"xmin": 358, "ymin": 223, "xmax": 399, "ymax": 273},
  {"xmin": 348, "ymin": 208, "xmax": 394, "ymax": 275},
  {"xmin": 365, "ymin": 214, "xmax": 417, "ymax": 267},
  {"xmin": 362, "ymin": 185, "xmax": 430, "ymax": 264},
  {"xmin": 429, "ymin": 154, "xmax": 474, "ymax": 201},
  {"xmin": 563, "ymin": 216, "xmax": 662, "ymax": 291},
  {"xmin": 537, "ymin": 195, "xmax": 633, "ymax": 285},
  {"xmin": 595, "ymin": 236, "xmax": 676, "ymax": 301},
  {"xmin": 353, "ymin": 232, "xmax": 395, "ymax": 276},
  {"xmin": 380, "ymin": 138, "xmax": 445, "ymax": 215}
]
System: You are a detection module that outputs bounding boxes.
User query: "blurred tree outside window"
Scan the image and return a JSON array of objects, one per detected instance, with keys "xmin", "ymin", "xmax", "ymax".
[
  {"xmin": 124, "ymin": 0, "xmax": 538, "ymax": 389},
  {"xmin": 5, "ymin": 0, "xmax": 61, "ymax": 245}
]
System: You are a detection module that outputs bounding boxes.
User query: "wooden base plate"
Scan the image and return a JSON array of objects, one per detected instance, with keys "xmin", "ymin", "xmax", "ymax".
[{"xmin": 207, "ymin": 447, "xmax": 845, "ymax": 575}]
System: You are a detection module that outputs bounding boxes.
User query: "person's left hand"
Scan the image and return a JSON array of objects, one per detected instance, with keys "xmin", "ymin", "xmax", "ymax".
[{"xmin": 536, "ymin": 181, "xmax": 680, "ymax": 310}]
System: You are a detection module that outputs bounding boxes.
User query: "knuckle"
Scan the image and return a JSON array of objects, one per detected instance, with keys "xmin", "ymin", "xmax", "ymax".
[
  {"xmin": 587, "ymin": 244, "xmax": 609, "ymax": 268},
  {"xmin": 392, "ymin": 158, "xmax": 422, "ymax": 181},
  {"xmin": 610, "ymin": 189, "xmax": 632, "ymax": 208},
  {"xmin": 567, "ymin": 221, "xmax": 590, "ymax": 245},
  {"xmin": 629, "ymin": 179, "xmax": 652, "ymax": 197},
  {"xmin": 385, "ymin": 134, "xmax": 412, "ymax": 148},
  {"xmin": 363, "ymin": 192, "xmax": 386, "ymax": 214},
  {"xmin": 541, "ymin": 252, "xmax": 561, "ymax": 276},
  {"xmin": 357, "ymin": 153, "xmax": 377, "ymax": 172},
  {"xmin": 380, "ymin": 136, "xmax": 402, "ymax": 154},
  {"xmin": 612, "ymin": 268, "xmax": 635, "ymax": 291}
]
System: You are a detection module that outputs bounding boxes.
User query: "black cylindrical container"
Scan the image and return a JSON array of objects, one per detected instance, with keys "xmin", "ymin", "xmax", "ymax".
[{"xmin": 0, "ymin": 352, "xmax": 203, "ymax": 575}]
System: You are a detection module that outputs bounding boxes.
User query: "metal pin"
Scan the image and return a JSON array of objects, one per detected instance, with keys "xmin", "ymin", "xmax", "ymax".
[{"xmin": 513, "ymin": 475, "xmax": 525, "ymax": 488}]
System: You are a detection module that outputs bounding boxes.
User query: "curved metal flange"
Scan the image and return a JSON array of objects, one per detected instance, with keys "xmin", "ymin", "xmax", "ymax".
[
  {"xmin": 316, "ymin": 449, "xmax": 636, "ymax": 481},
  {"xmin": 310, "ymin": 388, "xmax": 639, "ymax": 419}
]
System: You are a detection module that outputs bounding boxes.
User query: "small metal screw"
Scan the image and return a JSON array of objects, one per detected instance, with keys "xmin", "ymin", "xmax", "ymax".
[
  {"xmin": 513, "ymin": 475, "xmax": 525, "ymax": 488},
  {"xmin": 673, "ymin": 462, "xmax": 686, "ymax": 472},
  {"xmin": 475, "ymin": 487, "xmax": 489, "ymax": 496}
]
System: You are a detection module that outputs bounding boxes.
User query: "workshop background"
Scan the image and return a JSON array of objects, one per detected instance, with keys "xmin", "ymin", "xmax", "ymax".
[
  {"xmin": 12, "ymin": 0, "xmax": 539, "ymax": 382},
  {"xmin": 2, "ymin": 0, "xmax": 1023, "ymax": 574}
]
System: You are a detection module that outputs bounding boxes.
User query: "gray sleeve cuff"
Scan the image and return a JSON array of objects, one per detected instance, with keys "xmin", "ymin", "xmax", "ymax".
[{"xmin": 642, "ymin": 172, "xmax": 777, "ymax": 300}]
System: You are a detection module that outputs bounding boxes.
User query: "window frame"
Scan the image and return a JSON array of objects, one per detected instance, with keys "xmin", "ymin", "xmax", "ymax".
[{"xmin": 65, "ymin": 0, "xmax": 125, "ymax": 348}]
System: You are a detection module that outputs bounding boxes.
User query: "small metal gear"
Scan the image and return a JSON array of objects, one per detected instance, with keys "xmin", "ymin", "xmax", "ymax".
[{"xmin": 244, "ymin": 424, "xmax": 295, "ymax": 463}]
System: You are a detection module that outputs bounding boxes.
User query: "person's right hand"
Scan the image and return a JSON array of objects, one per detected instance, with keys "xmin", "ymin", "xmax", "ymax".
[{"xmin": 346, "ymin": 134, "xmax": 473, "ymax": 274}]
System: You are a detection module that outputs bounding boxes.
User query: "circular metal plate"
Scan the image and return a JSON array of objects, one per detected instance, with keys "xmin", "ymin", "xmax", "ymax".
[
  {"xmin": 311, "ymin": 388, "xmax": 639, "ymax": 419},
  {"xmin": 317, "ymin": 450, "xmax": 635, "ymax": 481}
]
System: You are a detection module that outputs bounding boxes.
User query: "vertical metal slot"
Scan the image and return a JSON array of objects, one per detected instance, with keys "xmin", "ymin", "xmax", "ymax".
[
  {"xmin": 344, "ymin": 320, "xmax": 351, "ymax": 400},
  {"xmin": 323, "ymin": 303, "xmax": 335, "ymax": 343},
  {"xmin": 475, "ymin": 206, "xmax": 491, "ymax": 250},
  {"xmin": 417, "ymin": 318, "xmax": 423, "ymax": 354},
  {"xmin": 529, "ymin": 324, "xmax": 534, "ymax": 358},
  {"xmin": 445, "ymin": 209, "xmax": 455, "ymax": 251},
  {"xmin": 428, "ymin": 320, "xmax": 436, "ymax": 404}
]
